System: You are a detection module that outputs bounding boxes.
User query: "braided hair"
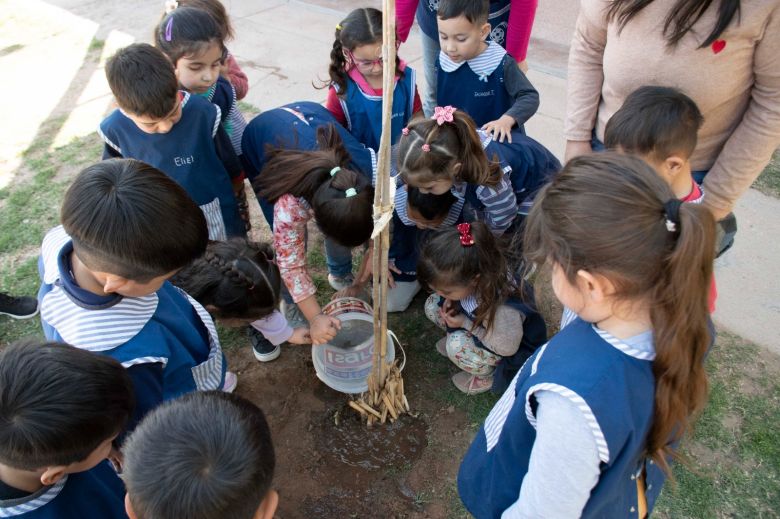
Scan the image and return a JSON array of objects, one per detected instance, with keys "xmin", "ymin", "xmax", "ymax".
[{"xmin": 171, "ymin": 239, "xmax": 280, "ymax": 320}]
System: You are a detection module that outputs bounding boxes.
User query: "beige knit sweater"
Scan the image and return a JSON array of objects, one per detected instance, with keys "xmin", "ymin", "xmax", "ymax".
[{"xmin": 565, "ymin": 0, "xmax": 780, "ymax": 216}]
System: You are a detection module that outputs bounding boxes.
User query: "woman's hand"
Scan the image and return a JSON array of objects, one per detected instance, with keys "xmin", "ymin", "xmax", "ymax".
[
  {"xmin": 288, "ymin": 327, "xmax": 312, "ymax": 345},
  {"xmin": 564, "ymin": 140, "xmax": 593, "ymax": 163},
  {"xmin": 310, "ymin": 313, "xmax": 341, "ymax": 345}
]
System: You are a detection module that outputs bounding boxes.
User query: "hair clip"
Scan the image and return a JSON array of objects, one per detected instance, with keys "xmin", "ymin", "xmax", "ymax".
[
  {"xmin": 164, "ymin": 17, "xmax": 174, "ymax": 42},
  {"xmin": 164, "ymin": 0, "xmax": 178, "ymax": 13},
  {"xmin": 336, "ymin": 24, "xmax": 343, "ymax": 30},
  {"xmin": 663, "ymin": 199, "xmax": 682, "ymax": 233},
  {"xmin": 457, "ymin": 223, "xmax": 474, "ymax": 246},
  {"xmin": 345, "ymin": 187, "xmax": 358, "ymax": 198},
  {"xmin": 402, "ymin": 127, "xmax": 410, "ymax": 136},
  {"xmin": 432, "ymin": 105, "xmax": 457, "ymax": 126},
  {"xmin": 330, "ymin": 166, "xmax": 341, "ymax": 177},
  {"xmin": 421, "ymin": 144, "xmax": 431, "ymax": 152}
]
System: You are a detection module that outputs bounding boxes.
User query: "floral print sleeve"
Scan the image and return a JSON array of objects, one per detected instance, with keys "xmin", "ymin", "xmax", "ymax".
[{"xmin": 273, "ymin": 194, "xmax": 316, "ymax": 303}]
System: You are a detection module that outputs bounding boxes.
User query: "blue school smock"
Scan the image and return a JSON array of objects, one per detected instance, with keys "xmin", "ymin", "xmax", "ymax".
[
  {"xmin": 0, "ymin": 461, "xmax": 126, "ymax": 519},
  {"xmin": 437, "ymin": 41, "xmax": 513, "ymax": 128},
  {"xmin": 458, "ymin": 318, "xmax": 665, "ymax": 518},
  {"xmin": 336, "ymin": 68, "xmax": 417, "ymax": 150},
  {"xmin": 38, "ymin": 226, "xmax": 227, "ymax": 405},
  {"xmin": 241, "ymin": 102, "xmax": 376, "ymax": 225},
  {"xmin": 416, "ymin": 0, "xmax": 511, "ymax": 47},
  {"xmin": 98, "ymin": 92, "xmax": 243, "ymax": 239}
]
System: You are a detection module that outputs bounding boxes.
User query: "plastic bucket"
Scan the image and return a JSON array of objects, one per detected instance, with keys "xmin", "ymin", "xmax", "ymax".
[{"xmin": 312, "ymin": 298, "xmax": 395, "ymax": 394}]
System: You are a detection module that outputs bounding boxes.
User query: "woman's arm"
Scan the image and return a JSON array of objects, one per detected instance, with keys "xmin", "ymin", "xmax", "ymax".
[
  {"xmin": 701, "ymin": 5, "xmax": 780, "ymax": 220},
  {"xmin": 396, "ymin": 0, "xmax": 421, "ymax": 43},
  {"xmin": 506, "ymin": 0, "xmax": 539, "ymax": 63},
  {"xmin": 563, "ymin": 0, "xmax": 609, "ymax": 161}
]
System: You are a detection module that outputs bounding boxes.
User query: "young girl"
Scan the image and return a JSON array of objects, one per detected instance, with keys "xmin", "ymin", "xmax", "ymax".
[
  {"xmin": 165, "ymin": 0, "xmax": 250, "ymax": 100},
  {"xmin": 325, "ymin": 7, "xmax": 423, "ymax": 151},
  {"xmin": 172, "ymin": 239, "xmax": 311, "ymax": 363},
  {"xmin": 398, "ymin": 107, "xmax": 557, "ymax": 234},
  {"xmin": 417, "ymin": 221, "xmax": 546, "ymax": 395},
  {"xmin": 254, "ymin": 125, "xmax": 375, "ymax": 345},
  {"xmin": 458, "ymin": 153, "xmax": 716, "ymax": 517},
  {"xmin": 156, "ymin": 6, "xmax": 247, "ymax": 157}
]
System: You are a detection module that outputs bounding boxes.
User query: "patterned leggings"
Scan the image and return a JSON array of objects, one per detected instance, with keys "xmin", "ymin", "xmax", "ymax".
[{"xmin": 424, "ymin": 294, "xmax": 501, "ymax": 377}]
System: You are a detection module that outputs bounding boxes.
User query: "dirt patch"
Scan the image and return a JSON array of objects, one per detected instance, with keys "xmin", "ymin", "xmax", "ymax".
[{"xmin": 228, "ymin": 336, "xmax": 471, "ymax": 518}]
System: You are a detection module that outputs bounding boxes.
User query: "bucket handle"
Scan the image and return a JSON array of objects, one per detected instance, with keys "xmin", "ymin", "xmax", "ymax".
[{"xmin": 387, "ymin": 330, "xmax": 406, "ymax": 372}]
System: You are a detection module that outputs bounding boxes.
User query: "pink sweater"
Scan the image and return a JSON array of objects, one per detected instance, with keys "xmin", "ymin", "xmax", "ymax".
[
  {"xmin": 565, "ymin": 0, "xmax": 780, "ymax": 215},
  {"xmin": 396, "ymin": 0, "xmax": 538, "ymax": 62}
]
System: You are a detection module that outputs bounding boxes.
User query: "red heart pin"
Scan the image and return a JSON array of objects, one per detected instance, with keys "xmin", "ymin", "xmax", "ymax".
[{"xmin": 712, "ymin": 39, "xmax": 726, "ymax": 54}]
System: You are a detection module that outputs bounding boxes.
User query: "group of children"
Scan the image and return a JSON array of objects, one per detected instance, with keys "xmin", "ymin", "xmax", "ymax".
[{"xmin": 0, "ymin": 0, "xmax": 721, "ymax": 517}]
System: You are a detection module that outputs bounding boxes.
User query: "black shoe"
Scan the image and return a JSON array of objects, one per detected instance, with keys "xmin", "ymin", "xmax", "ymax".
[
  {"xmin": 0, "ymin": 293, "xmax": 39, "ymax": 319},
  {"xmin": 247, "ymin": 326, "xmax": 280, "ymax": 362}
]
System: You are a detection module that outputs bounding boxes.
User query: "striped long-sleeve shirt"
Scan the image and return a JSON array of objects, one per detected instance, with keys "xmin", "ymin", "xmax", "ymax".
[{"xmin": 453, "ymin": 175, "xmax": 518, "ymax": 235}]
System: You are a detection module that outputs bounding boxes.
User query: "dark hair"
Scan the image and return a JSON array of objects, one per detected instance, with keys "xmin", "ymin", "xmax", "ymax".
[
  {"xmin": 172, "ymin": 239, "xmax": 280, "ymax": 320},
  {"xmin": 438, "ymin": 0, "xmax": 490, "ymax": 24},
  {"xmin": 62, "ymin": 159, "xmax": 209, "ymax": 282},
  {"xmin": 106, "ymin": 43, "xmax": 178, "ymax": 118},
  {"xmin": 123, "ymin": 391, "xmax": 275, "ymax": 519},
  {"xmin": 607, "ymin": 0, "xmax": 740, "ymax": 47},
  {"xmin": 524, "ymin": 153, "xmax": 715, "ymax": 474},
  {"xmin": 0, "ymin": 340, "xmax": 134, "ymax": 470},
  {"xmin": 604, "ymin": 86, "xmax": 704, "ymax": 161},
  {"xmin": 325, "ymin": 7, "xmax": 404, "ymax": 95},
  {"xmin": 155, "ymin": 6, "xmax": 226, "ymax": 65},
  {"xmin": 254, "ymin": 125, "xmax": 374, "ymax": 248},
  {"xmin": 398, "ymin": 109, "xmax": 501, "ymax": 187},
  {"xmin": 172, "ymin": 0, "xmax": 234, "ymax": 40},
  {"xmin": 407, "ymin": 186, "xmax": 456, "ymax": 221},
  {"xmin": 418, "ymin": 221, "xmax": 517, "ymax": 331}
]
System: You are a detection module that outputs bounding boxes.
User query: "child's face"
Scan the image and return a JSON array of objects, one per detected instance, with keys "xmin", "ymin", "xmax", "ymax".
[
  {"xmin": 123, "ymin": 96, "xmax": 182, "ymax": 134},
  {"xmin": 430, "ymin": 281, "xmax": 473, "ymax": 302},
  {"xmin": 437, "ymin": 15, "xmax": 490, "ymax": 63},
  {"xmin": 175, "ymin": 40, "xmax": 224, "ymax": 94},
  {"xmin": 346, "ymin": 42, "xmax": 384, "ymax": 79},
  {"xmin": 407, "ymin": 204, "xmax": 446, "ymax": 229},
  {"xmin": 411, "ymin": 177, "xmax": 453, "ymax": 196},
  {"xmin": 95, "ymin": 270, "xmax": 179, "ymax": 298}
]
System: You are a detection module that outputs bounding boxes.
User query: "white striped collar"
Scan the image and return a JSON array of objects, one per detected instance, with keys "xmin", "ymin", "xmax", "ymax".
[
  {"xmin": 460, "ymin": 294, "xmax": 478, "ymax": 314},
  {"xmin": 439, "ymin": 41, "xmax": 506, "ymax": 81},
  {"xmin": 0, "ymin": 476, "xmax": 67, "ymax": 516},
  {"xmin": 592, "ymin": 326, "xmax": 655, "ymax": 361}
]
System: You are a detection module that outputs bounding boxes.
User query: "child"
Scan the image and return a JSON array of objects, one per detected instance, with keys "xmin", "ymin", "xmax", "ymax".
[
  {"xmin": 254, "ymin": 125, "xmax": 374, "ymax": 345},
  {"xmin": 172, "ymin": 239, "xmax": 311, "ymax": 363},
  {"xmin": 99, "ymin": 43, "xmax": 245, "ymax": 240},
  {"xmin": 0, "ymin": 340, "xmax": 134, "ymax": 518},
  {"xmin": 604, "ymin": 85, "xmax": 718, "ymax": 312},
  {"xmin": 458, "ymin": 153, "xmax": 716, "ymax": 517},
  {"xmin": 165, "ymin": 0, "xmax": 250, "ymax": 100},
  {"xmin": 418, "ymin": 221, "xmax": 547, "ymax": 394},
  {"xmin": 436, "ymin": 0, "xmax": 539, "ymax": 142},
  {"xmin": 155, "ymin": 6, "xmax": 247, "ymax": 157},
  {"xmin": 38, "ymin": 159, "xmax": 236, "ymax": 432},
  {"xmin": 0, "ymin": 292, "xmax": 38, "ymax": 319},
  {"xmin": 325, "ymin": 7, "xmax": 422, "ymax": 150},
  {"xmin": 123, "ymin": 391, "xmax": 277, "ymax": 519}
]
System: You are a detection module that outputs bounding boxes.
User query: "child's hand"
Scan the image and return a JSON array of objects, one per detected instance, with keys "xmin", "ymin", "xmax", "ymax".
[
  {"xmin": 482, "ymin": 115, "xmax": 516, "ymax": 143},
  {"xmin": 441, "ymin": 310, "xmax": 466, "ymax": 329},
  {"xmin": 288, "ymin": 327, "xmax": 312, "ymax": 345},
  {"xmin": 310, "ymin": 313, "xmax": 341, "ymax": 345}
]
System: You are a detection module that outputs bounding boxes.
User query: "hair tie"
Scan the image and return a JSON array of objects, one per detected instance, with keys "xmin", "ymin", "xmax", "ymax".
[
  {"xmin": 457, "ymin": 223, "xmax": 474, "ymax": 246},
  {"xmin": 330, "ymin": 166, "xmax": 341, "ymax": 177},
  {"xmin": 402, "ymin": 127, "xmax": 410, "ymax": 136},
  {"xmin": 432, "ymin": 105, "xmax": 457, "ymax": 126},
  {"xmin": 164, "ymin": 17, "xmax": 174, "ymax": 42},
  {"xmin": 421, "ymin": 144, "xmax": 431, "ymax": 152},
  {"xmin": 663, "ymin": 199, "xmax": 682, "ymax": 232},
  {"xmin": 345, "ymin": 187, "xmax": 358, "ymax": 198}
]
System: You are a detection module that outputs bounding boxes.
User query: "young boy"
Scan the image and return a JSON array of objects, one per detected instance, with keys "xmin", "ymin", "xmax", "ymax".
[
  {"xmin": 0, "ymin": 340, "xmax": 134, "ymax": 518},
  {"xmin": 38, "ymin": 159, "xmax": 236, "ymax": 432},
  {"xmin": 604, "ymin": 85, "xmax": 718, "ymax": 313},
  {"xmin": 436, "ymin": 0, "xmax": 539, "ymax": 142},
  {"xmin": 99, "ymin": 43, "xmax": 246, "ymax": 241},
  {"xmin": 122, "ymin": 391, "xmax": 277, "ymax": 519}
]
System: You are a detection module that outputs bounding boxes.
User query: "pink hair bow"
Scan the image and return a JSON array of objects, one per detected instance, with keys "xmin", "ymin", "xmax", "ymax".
[{"xmin": 432, "ymin": 106, "xmax": 457, "ymax": 126}]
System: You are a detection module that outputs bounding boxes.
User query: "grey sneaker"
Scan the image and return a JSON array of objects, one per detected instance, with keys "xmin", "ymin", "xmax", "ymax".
[
  {"xmin": 327, "ymin": 274, "xmax": 354, "ymax": 291},
  {"xmin": 0, "ymin": 293, "xmax": 39, "ymax": 319},
  {"xmin": 248, "ymin": 326, "xmax": 281, "ymax": 362},
  {"xmin": 281, "ymin": 300, "xmax": 308, "ymax": 328}
]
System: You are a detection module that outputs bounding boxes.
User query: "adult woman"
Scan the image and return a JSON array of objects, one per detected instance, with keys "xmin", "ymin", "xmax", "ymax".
[{"xmin": 564, "ymin": 0, "xmax": 780, "ymax": 249}]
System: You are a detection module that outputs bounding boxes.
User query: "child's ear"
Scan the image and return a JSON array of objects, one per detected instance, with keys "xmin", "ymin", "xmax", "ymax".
[
  {"xmin": 253, "ymin": 489, "xmax": 279, "ymax": 519},
  {"xmin": 102, "ymin": 274, "xmax": 130, "ymax": 294},
  {"xmin": 451, "ymin": 162, "xmax": 463, "ymax": 178},
  {"xmin": 480, "ymin": 23, "xmax": 491, "ymax": 39},
  {"xmin": 575, "ymin": 269, "xmax": 614, "ymax": 303},
  {"xmin": 662, "ymin": 155, "xmax": 686, "ymax": 178},
  {"xmin": 40, "ymin": 466, "xmax": 68, "ymax": 486}
]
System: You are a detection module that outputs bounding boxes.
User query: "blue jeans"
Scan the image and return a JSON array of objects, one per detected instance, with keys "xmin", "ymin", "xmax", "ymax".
[
  {"xmin": 324, "ymin": 238, "xmax": 353, "ymax": 278},
  {"xmin": 420, "ymin": 31, "xmax": 440, "ymax": 117}
]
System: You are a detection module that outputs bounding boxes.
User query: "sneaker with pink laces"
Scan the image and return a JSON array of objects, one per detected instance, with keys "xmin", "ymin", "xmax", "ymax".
[
  {"xmin": 221, "ymin": 371, "xmax": 238, "ymax": 393},
  {"xmin": 451, "ymin": 371, "xmax": 493, "ymax": 395}
]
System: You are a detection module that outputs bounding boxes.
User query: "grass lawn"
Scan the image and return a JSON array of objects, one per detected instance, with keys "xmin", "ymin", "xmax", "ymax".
[{"xmin": 1, "ymin": 107, "xmax": 779, "ymax": 516}]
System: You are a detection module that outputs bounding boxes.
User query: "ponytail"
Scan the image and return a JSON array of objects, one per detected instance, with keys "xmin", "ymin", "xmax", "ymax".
[
  {"xmin": 647, "ymin": 201, "xmax": 715, "ymax": 472},
  {"xmin": 325, "ymin": 29, "xmax": 350, "ymax": 94}
]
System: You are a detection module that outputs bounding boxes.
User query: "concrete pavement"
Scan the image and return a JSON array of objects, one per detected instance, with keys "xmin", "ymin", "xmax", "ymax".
[{"xmin": 2, "ymin": 0, "xmax": 777, "ymax": 353}]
